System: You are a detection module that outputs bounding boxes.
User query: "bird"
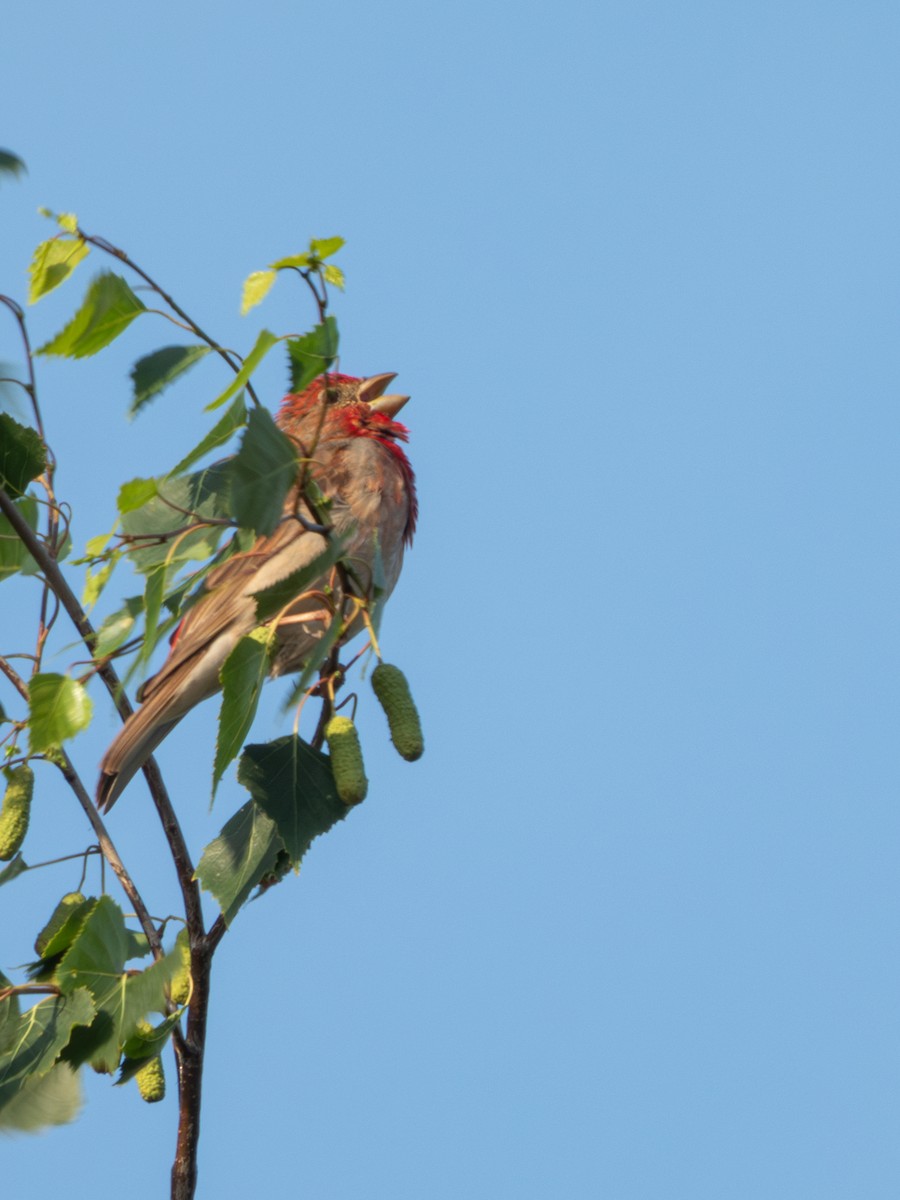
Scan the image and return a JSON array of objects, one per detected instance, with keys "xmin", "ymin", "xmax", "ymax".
[{"xmin": 96, "ymin": 372, "xmax": 417, "ymax": 810}]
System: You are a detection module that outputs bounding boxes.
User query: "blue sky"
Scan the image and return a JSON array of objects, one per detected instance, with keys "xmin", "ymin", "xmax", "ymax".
[{"xmin": 2, "ymin": 2, "xmax": 899, "ymax": 1196}]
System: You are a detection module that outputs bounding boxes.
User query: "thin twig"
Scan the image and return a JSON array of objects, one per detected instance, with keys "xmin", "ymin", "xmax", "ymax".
[
  {"xmin": 0, "ymin": 487, "xmax": 203, "ymax": 932},
  {"xmin": 79, "ymin": 232, "xmax": 261, "ymax": 407},
  {"xmin": 0, "ymin": 654, "xmax": 162, "ymax": 956}
]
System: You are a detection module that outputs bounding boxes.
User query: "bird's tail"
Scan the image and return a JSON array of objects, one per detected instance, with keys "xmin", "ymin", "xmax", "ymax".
[{"xmin": 96, "ymin": 692, "xmax": 184, "ymax": 811}]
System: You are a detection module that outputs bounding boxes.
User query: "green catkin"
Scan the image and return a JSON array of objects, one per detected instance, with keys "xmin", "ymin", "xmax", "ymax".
[
  {"xmin": 34, "ymin": 892, "xmax": 85, "ymax": 956},
  {"xmin": 135, "ymin": 1054, "xmax": 166, "ymax": 1103},
  {"xmin": 325, "ymin": 716, "xmax": 368, "ymax": 805},
  {"xmin": 0, "ymin": 764, "xmax": 33, "ymax": 860},
  {"xmin": 134, "ymin": 1021, "xmax": 166, "ymax": 1103},
  {"xmin": 169, "ymin": 928, "xmax": 192, "ymax": 1007},
  {"xmin": 371, "ymin": 664, "xmax": 424, "ymax": 761}
]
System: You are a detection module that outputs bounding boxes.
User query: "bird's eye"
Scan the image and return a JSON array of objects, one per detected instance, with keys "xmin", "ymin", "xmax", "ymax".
[{"xmin": 324, "ymin": 388, "xmax": 340, "ymax": 404}]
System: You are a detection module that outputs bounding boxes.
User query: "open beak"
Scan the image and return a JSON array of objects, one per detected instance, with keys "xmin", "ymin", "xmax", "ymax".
[{"xmin": 359, "ymin": 372, "xmax": 410, "ymax": 419}]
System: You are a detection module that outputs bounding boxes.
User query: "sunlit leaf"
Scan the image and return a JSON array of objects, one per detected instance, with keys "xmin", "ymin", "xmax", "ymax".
[
  {"xmin": 269, "ymin": 253, "xmax": 310, "ymax": 270},
  {"xmin": 117, "ymin": 477, "xmax": 158, "ymax": 515},
  {"xmin": 84, "ymin": 531, "xmax": 112, "ymax": 557},
  {"xmin": 36, "ymin": 272, "xmax": 146, "ymax": 359},
  {"xmin": 82, "ymin": 561, "xmax": 113, "ymax": 611},
  {"xmin": 93, "ymin": 595, "xmax": 143, "ymax": 658},
  {"xmin": 28, "ymin": 237, "xmax": 90, "ymax": 304},
  {"xmin": 130, "ymin": 345, "xmax": 211, "ymax": 415},
  {"xmin": 240, "ymin": 270, "xmax": 277, "ymax": 316},
  {"xmin": 309, "ymin": 237, "xmax": 344, "ymax": 260},
  {"xmin": 323, "ymin": 264, "xmax": 345, "ymax": 290},
  {"xmin": 28, "ymin": 673, "xmax": 93, "ymax": 751},
  {"xmin": 205, "ymin": 328, "xmax": 279, "ymax": 412}
]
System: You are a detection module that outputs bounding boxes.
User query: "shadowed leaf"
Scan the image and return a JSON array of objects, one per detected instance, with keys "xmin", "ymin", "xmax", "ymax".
[
  {"xmin": 239, "ymin": 735, "xmax": 355, "ymax": 865},
  {"xmin": 228, "ymin": 406, "xmax": 297, "ymax": 535},
  {"xmin": 286, "ymin": 317, "xmax": 339, "ymax": 393},
  {"xmin": 130, "ymin": 345, "xmax": 212, "ymax": 415},
  {"xmin": 195, "ymin": 800, "xmax": 282, "ymax": 925},
  {"xmin": 0, "ymin": 414, "xmax": 46, "ymax": 497},
  {"xmin": 213, "ymin": 629, "xmax": 273, "ymax": 798}
]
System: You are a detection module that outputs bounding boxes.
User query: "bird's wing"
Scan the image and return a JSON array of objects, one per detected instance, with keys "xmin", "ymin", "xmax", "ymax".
[{"xmin": 139, "ymin": 513, "xmax": 332, "ymax": 703}]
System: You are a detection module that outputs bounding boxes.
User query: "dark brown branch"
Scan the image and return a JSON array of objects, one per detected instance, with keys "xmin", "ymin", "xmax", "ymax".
[{"xmin": 171, "ymin": 933, "xmax": 212, "ymax": 1200}]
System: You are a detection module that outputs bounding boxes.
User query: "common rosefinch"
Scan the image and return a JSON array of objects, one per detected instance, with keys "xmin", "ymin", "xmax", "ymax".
[{"xmin": 96, "ymin": 372, "xmax": 416, "ymax": 810}]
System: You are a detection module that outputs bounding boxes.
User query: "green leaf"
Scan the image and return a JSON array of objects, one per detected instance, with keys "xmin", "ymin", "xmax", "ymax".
[
  {"xmin": 286, "ymin": 317, "xmax": 339, "ymax": 393},
  {"xmin": 309, "ymin": 237, "xmax": 345, "ymax": 260},
  {"xmin": 0, "ymin": 1062, "xmax": 82, "ymax": 1131},
  {"xmin": 269, "ymin": 253, "xmax": 310, "ymax": 270},
  {"xmin": 28, "ymin": 673, "xmax": 93, "ymax": 751},
  {"xmin": 0, "ymin": 414, "xmax": 46, "ymax": 497},
  {"xmin": 0, "ymin": 854, "xmax": 27, "ymax": 887},
  {"xmin": 323, "ymin": 264, "xmax": 345, "ymax": 290},
  {"xmin": 169, "ymin": 391, "xmax": 246, "ymax": 476},
  {"xmin": 239, "ymin": 736, "xmax": 352, "ymax": 866},
  {"xmin": 34, "ymin": 894, "xmax": 95, "ymax": 962},
  {"xmin": 0, "ymin": 495, "xmax": 39, "ymax": 581},
  {"xmin": 228, "ymin": 406, "xmax": 297, "ymax": 535},
  {"xmin": 195, "ymin": 800, "xmax": 282, "ymax": 925},
  {"xmin": 117, "ymin": 1013, "xmax": 180, "ymax": 1084},
  {"xmin": 213, "ymin": 629, "xmax": 274, "ymax": 798},
  {"xmin": 93, "ymin": 595, "xmax": 143, "ymax": 658},
  {"xmin": 36, "ymin": 272, "xmax": 146, "ymax": 359},
  {"xmin": 129, "ymin": 345, "xmax": 212, "ymax": 416},
  {"xmin": 53, "ymin": 897, "xmax": 181, "ymax": 1073},
  {"xmin": 84, "ymin": 531, "xmax": 112, "ymax": 557},
  {"xmin": 119, "ymin": 462, "xmax": 233, "ymax": 574},
  {"xmin": 205, "ymin": 328, "xmax": 279, "ymax": 412},
  {"xmin": 117, "ymin": 476, "xmax": 158, "ymax": 515},
  {"xmin": 28, "ymin": 237, "xmax": 90, "ymax": 304},
  {"xmin": 240, "ymin": 270, "xmax": 277, "ymax": 316},
  {"xmin": 0, "ymin": 150, "xmax": 26, "ymax": 181},
  {"xmin": 139, "ymin": 566, "xmax": 167, "ymax": 669},
  {"xmin": 0, "ymin": 989, "xmax": 94, "ymax": 1121},
  {"xmin": 57, "ymin": 213, "xmax": 79, "ymax": 234},
  {"xmin": 81, "ymin": 560, "xmax": 114, "ymax": 611}
]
